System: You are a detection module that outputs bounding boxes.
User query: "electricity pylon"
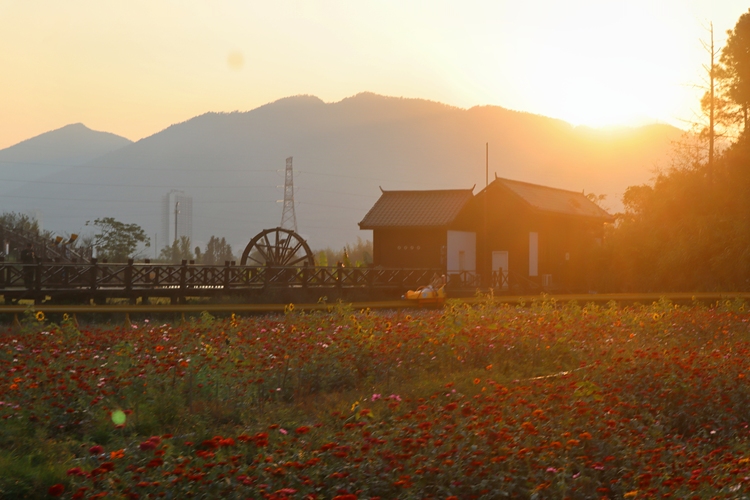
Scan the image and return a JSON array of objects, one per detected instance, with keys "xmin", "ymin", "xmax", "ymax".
[{"xmin": 280, "ymin": 157, "xmax": 297, "ymax": 232}]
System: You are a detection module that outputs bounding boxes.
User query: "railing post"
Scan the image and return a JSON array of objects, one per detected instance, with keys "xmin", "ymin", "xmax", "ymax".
[
  {"xmin": 62, "ymin": 261, "xmax": 69, "ymax": 288},
  {"xmin": 179, "ymin": 259, "xmax": 187, "ymax": 302},
  {"xmin": 336, "ymin": 262, "xmax": 343, "ymax": 290},
  {"xmin": 125, "ymin": 258, "xmax": 134, "ymax": 303},
  {"xmin": 301, "ymin": 263, "xmax": 308, "ymax": 289},
  {"xmin": 90, "ymin": 258, "xmax": 98, "ymax": 292},
  {"xmin": 34, "ymin": 259, "xmax": 42, "ymax": 292},
  {"xmin": 223, "ymin": 261, "xmax": 231, "ymax": 290}
]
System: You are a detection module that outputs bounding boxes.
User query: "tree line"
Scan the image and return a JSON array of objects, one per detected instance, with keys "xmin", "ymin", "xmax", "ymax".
[{"xmin": 595, "ymin": 9, "xmax": 750, "ymax": 292}]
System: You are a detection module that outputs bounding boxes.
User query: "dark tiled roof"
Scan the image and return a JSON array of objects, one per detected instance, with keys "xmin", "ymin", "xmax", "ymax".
[
  {"xmin": 494, "ymin": 177, "xmax": 613, "ymax": 220},
  {"xmin": 359, "ymin": 189, "xmax": 474, "ymax": 229}
]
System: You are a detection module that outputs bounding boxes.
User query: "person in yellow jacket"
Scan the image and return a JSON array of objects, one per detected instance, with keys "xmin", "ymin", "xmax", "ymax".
[{"xmin": 403, "ymin": 274, "xmax": 446, "ymax": 300}]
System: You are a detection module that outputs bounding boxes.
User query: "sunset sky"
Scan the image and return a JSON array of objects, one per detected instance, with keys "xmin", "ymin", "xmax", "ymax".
[{"xmin": 1, "ymin": 0, "xmax": 748, "ymax": 150}]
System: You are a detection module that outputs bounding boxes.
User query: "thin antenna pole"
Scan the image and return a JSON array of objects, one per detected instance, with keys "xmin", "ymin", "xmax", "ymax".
[{"xmin": 174, "ymin": 201, "xmax": 179, "ymax": 244}]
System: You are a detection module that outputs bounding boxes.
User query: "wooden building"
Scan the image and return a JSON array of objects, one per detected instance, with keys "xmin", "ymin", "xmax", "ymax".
[
  {"xmin": 477, "ymin": 176, "xmax": 613, "ymax": 292},
  {"xmin": 359, "ymin": 177, "xmax": 613, "ymax": 292},
  {"xmin": 358, "ymin": 189, "xmax": 478, "ymax": 280}
]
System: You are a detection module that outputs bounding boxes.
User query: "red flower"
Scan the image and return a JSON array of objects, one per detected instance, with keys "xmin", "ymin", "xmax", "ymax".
[
  {"xmin": 219, "ymin": 438, "xmax": 235, "ymax": 447},
  {"xmin": 48, "ymin": 484, "xmax": 65, "ymax": 496},
  {"xmin": 89, "ymin": 444, "xmax": 104, "ymax": 455},
  {"xmin": 295, "ymin": 426, "xmax": 311, "ymax": 434},
  {"xmin": 139, "ymin": 440, "xmax": 157, "ymax": 451}
]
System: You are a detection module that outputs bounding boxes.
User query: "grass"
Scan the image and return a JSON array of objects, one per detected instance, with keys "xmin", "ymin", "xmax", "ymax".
[{"xmin": 1, "ymin": 297, "xmax": 750, "ymax": 498}]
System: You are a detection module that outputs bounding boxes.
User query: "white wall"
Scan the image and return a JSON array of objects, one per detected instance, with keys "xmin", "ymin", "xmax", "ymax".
[
  {"xmin": 529, "ymin": 231, "xmax": 538, "ymax": 276},
  {"xmin": 447, "ymin": 230, "xmax": 476, "ymax": 272}
]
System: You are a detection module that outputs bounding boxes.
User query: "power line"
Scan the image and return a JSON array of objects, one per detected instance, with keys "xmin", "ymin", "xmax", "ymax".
[{"xmin": 0, "ymin": 177, "xmax": 278, "ymax": 189}]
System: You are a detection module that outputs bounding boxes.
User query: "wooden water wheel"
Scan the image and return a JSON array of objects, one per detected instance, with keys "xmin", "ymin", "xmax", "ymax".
[{"xmin": 240, "ymin": 227, "xmax": 315, "ymax": 267}]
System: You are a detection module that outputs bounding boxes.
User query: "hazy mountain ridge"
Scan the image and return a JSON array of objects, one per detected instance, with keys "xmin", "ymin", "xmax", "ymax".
[
  {"xmin": 1, "ymin": 93, "xmax": 683, "ymax": 253},
  {"xmin": 0, "ymin": 123, "xmax": 132, "ymax": 193}
]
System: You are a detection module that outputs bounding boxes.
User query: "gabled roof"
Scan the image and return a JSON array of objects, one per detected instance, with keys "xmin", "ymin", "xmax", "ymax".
[
  {"xmin": 491, "ymin": 177, "xmax": 614, "ymax": 221},
  {"xmin": 359, "ymin": 189, "xmax": 474, "ymax": 229}
]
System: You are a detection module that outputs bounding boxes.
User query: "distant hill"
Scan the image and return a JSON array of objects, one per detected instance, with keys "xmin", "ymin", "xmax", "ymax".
[
  {"xmin": 0, "ymin": 123, "xmax": 132, "ymax": 196},
  {"xmin": 2, "ymin": 93, "xmax": 683, "ymax": 254}
]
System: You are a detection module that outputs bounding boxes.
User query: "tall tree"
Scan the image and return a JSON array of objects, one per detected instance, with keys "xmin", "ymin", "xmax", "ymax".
[
  {"xmin": 86, "ymin": 217, "xmax": 149, "ymax": 262},
  {"xmin": 201, "ymin": 236, "xmax": 234, "ymax": 265},
  {"xmin": 159, "ymin": 235, "xmax": 194, "ymax": 263},
  {"xmin": 715, "ymin": 9, "xmax": 750, "ymax": 139}
]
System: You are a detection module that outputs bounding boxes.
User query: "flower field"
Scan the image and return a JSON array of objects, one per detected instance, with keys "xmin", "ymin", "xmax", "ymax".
[{"xmin": 2, "ymin": 298, "xmax": 750, "ymax": 499}]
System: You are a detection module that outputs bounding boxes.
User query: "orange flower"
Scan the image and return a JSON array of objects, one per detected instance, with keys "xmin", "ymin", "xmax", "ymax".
[
  {"xmin": 473, "ymin": 378, "xmax": 481, "ymax": 385},
  {"xmin": 110, "ymin": 449, "xmax": 125, "ymax": 459}
]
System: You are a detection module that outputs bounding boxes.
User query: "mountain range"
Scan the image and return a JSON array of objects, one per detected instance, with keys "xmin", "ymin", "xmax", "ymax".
[{"xmin": 0, "ymin": 93, "xmax": 683, "ymax": 255}]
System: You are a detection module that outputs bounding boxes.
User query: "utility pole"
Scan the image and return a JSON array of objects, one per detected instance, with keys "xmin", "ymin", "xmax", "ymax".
[{"xmin": 174, "ymin": 201, "xmax": 180, "ymax": 244}]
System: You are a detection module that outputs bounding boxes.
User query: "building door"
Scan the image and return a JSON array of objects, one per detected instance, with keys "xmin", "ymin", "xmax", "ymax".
[
  {"xmin": 529, "ymin": 232, "xmax": 539, "ymax": 277},
  {"xmin": 492, "ymin": 250, "xmax": 509, "ymax": 290},
  {"xmin": 447, "ymin": 231, "xmax": 476, "ymax": 284}
]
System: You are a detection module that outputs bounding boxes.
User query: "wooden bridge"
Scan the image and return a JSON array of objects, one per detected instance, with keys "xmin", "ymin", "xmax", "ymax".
[{"xmin": 0, "ymin": 258, "xmax": 485, "ymax": 304}]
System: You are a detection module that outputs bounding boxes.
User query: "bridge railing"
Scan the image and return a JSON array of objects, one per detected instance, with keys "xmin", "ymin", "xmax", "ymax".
[{"xmin": 0, "ymin": 259, "xmax": 448, "ymax": 294}]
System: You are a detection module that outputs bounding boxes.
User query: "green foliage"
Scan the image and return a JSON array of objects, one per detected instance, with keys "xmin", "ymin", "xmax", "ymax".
[
  {"xmin": 86, "ymin": 217, "xmax": 149, "ymax": 262},
  {"xmin": 200, "ymin": 235, "xmax": 235, "ymax": 264},
  {"xmin": 315, "ymin": 237, "xmax": 372, "ymax": 267},
  {"xmin": 158, "ymin": 235, "xmax": 193, "ymax": 263},
  {"xmin": 713, "ymin": 9, "xmax": 750, "ymax": 138},
  {"xmin": 0, "ymin": 211, "xmax": 41, "ymax": 236},
  {"xmin": 605, "ymin": 142, "xmax": 750, "ymax": 291}
]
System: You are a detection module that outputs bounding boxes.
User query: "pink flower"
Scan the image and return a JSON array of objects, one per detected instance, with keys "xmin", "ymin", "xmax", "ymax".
[{"xmin": 279, "ymin": 428, "xmax": 288, "ymax": 435}]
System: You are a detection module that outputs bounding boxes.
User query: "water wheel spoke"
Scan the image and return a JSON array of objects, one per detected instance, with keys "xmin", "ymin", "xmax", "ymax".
[
  {"xmin": 255, "ymin": 243, "xmax": 274, "ymax": 263},
  {"xmin": 285, "ymin": 254, "xmax": 310, "ymax": 267},
  {"xmin": 246, "ymin": 254, "xmax": 265, "ymax": 266},
  {"xmin": 279, "ymin": 240, "xmax": 305, "ymax": 266},
  {"xmin": 279, "ymin": 235, "xmax": 294, "ymax": 259},
  {"xmin": 273, "ymin": 230, "xmax": 281, "ymax": 263},
  {"xmin": 260, "ymin": 234, "xmax": 274, "ymax": 264}
]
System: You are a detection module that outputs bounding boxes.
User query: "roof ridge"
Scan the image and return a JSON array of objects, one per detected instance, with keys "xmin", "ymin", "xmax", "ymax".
[
  {"xmin": 380, "ymin": 188, "xmax": 474, "ymax": 193},
  {"xmin": 494, "ymin": 176, "xmax": 588, "ymax": 196}
]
